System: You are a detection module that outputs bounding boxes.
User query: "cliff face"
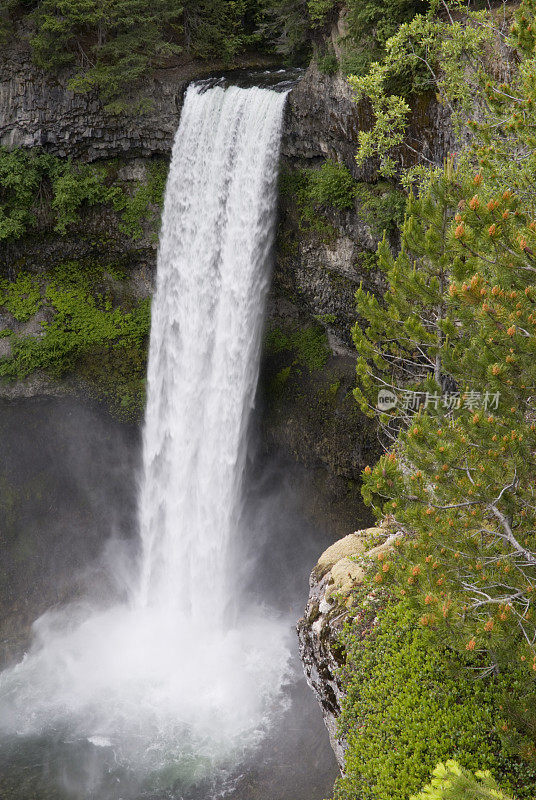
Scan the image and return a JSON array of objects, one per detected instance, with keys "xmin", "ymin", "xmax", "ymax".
[
  {"xmin": 0, "ymin": 35, "xmax": 278, "ymax": 159},
  {"xmin": 0, "ymin": 40, "xmax": 453, "ymax": 534},
  {"xmin": 283, "ymin": 61, "xmax": 454, "ymax": 179}
]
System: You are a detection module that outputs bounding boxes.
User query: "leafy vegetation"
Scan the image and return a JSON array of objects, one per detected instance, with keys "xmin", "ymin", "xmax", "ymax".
[
  {"xmin": 347, "ymin": 2, "xmax": 497, "ymax": 177},
  {"xmin": 113, "ymin": 160, "xmax": 168, "ymax": 241},
  {"xmin": 279, "ymin": 165, "xmax": 338, "ymax": 240},
  {"xmin": 280, "ymin": 161, "xmax": 404, "ymax": 243},
  {"xmin": 342, "ymin": 0, "xmax": 429, "ymax": 77},
  {"xmin": 349, "ymin": 0, "xmax": 536, "ymax": 782},
  {"xmin": 335, "ymin": 599, "xmax": 535, "ymax": 800},
  {"xmin": 412, "ymin": 761, "xmax": 515, "ymax": 800},
  {"xmin": 307, "ymin": 160, "xmax": 357, "ymax": 210},
  {"xmin": 0, "ymin": 273, "xmax": 42, "ymax": 322},
  {"xmin": 264, "ymin": 322, "xmax": 329, "ymax": 372},
  {"xmin": 31, "ymin": 0, "xmax": 183, "ymax": 112},
  {"xmin": 354, "ymin": 181, "xmax": 406, "ymax": 237},
  {"xmin": 0, "ymin": 262, "xmax": 150, "ymax": 419},
  {"xmin": 0, "ymin": 148, "xmax": 167, "ymax": 243},
  {"xmin": 0, "ymin": 0, "xmax": 319, "ymax": 107},
  {"xmin": 0, "ymin": 0, "xmax": 434, "ymax": 108}
]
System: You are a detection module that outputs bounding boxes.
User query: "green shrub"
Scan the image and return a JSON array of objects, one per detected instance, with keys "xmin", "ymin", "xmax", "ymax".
[
  {"xmin": 412, "ymin": 760, "xmax": 515, "ymax": 800},
  {"xmin": 317, "ymin": 50, "xmax": 339, "ymax": 75},
  {"xmin": 0, "ymin": 148, "xmax": 53, "ymax": 241},
  {"xmin": 308, "ymin": 160, "xmax": 356, "ymax": 210},
  {"xmin": 279, "ymin": 165, "xmax": 338, "ymax": 240},
  {"xmin": 0, "ymin": 148, "xmax": 168, "ymax": 243},
  {"xmin": 50, "ymin": 162, "xmax": 123, "ymax": 234},
  {"xmin": 307, "ymin": 0, "xmax": 335, "ymax": 25},
  {"xmin": 113, "ymin": 160, "xmax": 168, "ymax": 241},
  {"xmin": 334, "ymin": 601, "xmax": 536, "ymax": 800},
  {"xmin": 342, "ymin": 0, "xmax": 429, "ymax": 77},
  {"xmin": 355, "ymin": 181, "xmax": 406, "ymax": 237}
]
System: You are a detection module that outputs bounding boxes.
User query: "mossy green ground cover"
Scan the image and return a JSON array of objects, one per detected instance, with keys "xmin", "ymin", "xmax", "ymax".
[
  {"xmin": 0, "ymin": 150, "xmax": 168, "ymax": 420},
  {"xmin": 279, "ymin": 160, "xmax": 405, "ymax": 242},
  {"xmin": 0, "ymin": 262, "xmax": 149, "ymax": 420},
  {"xmin": 334, "ymin": 596, "xmax": 536, "ymax": 800}
]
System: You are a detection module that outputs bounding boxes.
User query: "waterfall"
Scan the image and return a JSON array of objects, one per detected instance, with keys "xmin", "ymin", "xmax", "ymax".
[
  {"xmin": 138, "ymin": 84, "xmax": 287, "ymax": 625},
  {"xmin": 0, "ymin": 82, "xmax": 292, "ymax": 782}
]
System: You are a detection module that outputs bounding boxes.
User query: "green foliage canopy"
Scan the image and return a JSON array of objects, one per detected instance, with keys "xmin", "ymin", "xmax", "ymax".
[
  {"xmin": 412, "ymin": 760, "xmax": 515, "ymax": 800},
  {"xmin": 352, "ymin": 0, "xmax": 536, "ymax": 766},
  {"xmin": 31, "ymin": 0, "xmax": 184, "ymax": 111},
  {"xmin": 334, "ymin": 600, "xmax": 534, "ymax": 800},
  {"xmin": 0, "ymin": 147, "xmax": 167, "ymax": 243}
]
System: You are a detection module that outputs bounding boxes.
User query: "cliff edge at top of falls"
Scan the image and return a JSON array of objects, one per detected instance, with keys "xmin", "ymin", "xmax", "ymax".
[
  {"xmin": 0, "ymin": 24, "xmax": 453, "ymax": 171},
  {"xmin": 297, "ymin": 524, "xmax": 403, "ymax": 771},
  {"xmin": 0, "ymin": 31, "xmax": 282, "ymax": 160}
]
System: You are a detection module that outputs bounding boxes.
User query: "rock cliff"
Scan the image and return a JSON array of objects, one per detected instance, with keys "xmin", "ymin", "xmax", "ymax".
[
  {"xmin": 0, "ymin": 33, "xmax": 278, "ymax": 159},
  {"xmin": 0, "ymin": 32, "xmax": 455, "ymax": 534},
  {"xmin": 297, "ymin": 526, "xmax": 401, "ymax": 770},
  {"xmin": 283, "ymin": 62, "xmax": 453, "ymax": 179}
]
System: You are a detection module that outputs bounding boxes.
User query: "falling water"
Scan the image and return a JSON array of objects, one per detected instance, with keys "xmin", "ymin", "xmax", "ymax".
[
  {"xmin": 0, "ymin": 82, "xmax": 292, "ymax": 791},
  {"xmin": 138, "ymin": 83, "xmax": 287, "ymax": 624}
]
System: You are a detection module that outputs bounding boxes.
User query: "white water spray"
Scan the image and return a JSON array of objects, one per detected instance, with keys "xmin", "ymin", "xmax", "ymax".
[{"xmin": 0, "ymin": 82, "xmax": 291, "ymax": 776}]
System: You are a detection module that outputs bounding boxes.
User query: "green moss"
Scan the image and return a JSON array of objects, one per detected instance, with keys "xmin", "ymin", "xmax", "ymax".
[
  {"xmin": 279, "ymin": 164, "xmax": 342, "ymax": 242},
  {"xmin": 334, "ymin": 600, "xmax": 536, "ymax": 800},
  {"xmin": 0, "ymin": 273, "xmax": 42, "ymax": 321},
  {"xmin": 324, "ymin": 379, "xmax": 341, "ymax": 400},
  {"xmin": 76, "ymin": 339, "xmax": 148, "ymax": 420},
  {"xmin": 113, "ymin": 159, "xmax": 168, "ymax": 241},
  {"xmin": 269, "ymin": 365, "xmax": 292, "ymax": 395},
  {"xmin": 0, "ymin": 261, "xmax": 150, "ymax": 420},
  {"xmin": 357, "ymin": 250, "xmax": 380, "ymax": 271},
  {"xmin": 315, "ymin": 312, "xmax": 337, "ymax": 324},
  {"xmin": 264, "ymin": 323, "xmax": 330, "ymax": 373}
]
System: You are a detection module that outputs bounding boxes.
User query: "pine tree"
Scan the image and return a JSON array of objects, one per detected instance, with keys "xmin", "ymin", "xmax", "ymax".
[
  {"xmin": 354, "ymin": 0, "xmax": 536, "ymax": 759},
  {"xmin": 353, "ymin": 166, "xmax": 458, "ymax": 442},
  {"xmin": 411, "ymin": 760, "xmax": 515, "ymax": 800},
  {"xmin": 31, "ymin": 0, "xmax": 184, "ymax": 110}
]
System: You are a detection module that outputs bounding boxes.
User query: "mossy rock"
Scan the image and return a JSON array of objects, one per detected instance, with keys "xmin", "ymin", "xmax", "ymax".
[
  {"xmin": 326, "ymin": 557, "xmax": 366, "ymax": 599},
  {"xmin": 314, "ymin": 527, "xmax": 384, "ymax": 579}
]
